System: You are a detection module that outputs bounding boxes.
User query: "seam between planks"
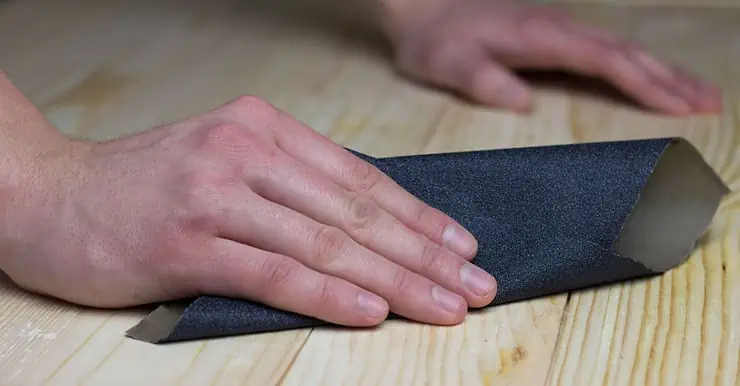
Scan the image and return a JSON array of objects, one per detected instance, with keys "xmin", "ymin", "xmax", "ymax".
[{"xmin": 275, "ymin": 328, "xmax": 314, "ymax": 386}]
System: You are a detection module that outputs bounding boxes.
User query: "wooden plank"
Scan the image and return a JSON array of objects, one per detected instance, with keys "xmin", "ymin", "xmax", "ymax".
[
  {"xmin": 0, "ymin": 274, "xmax": 311, "ymax": 386},
  {"xmin": 278, "ymin": 4, "xmax": 740, "ymax": 383},
  {"xmin": 279, "ymin": 298, "xmax": 566, "ymax": 386},
  {"xmin": 546, "ymin": 212, "xmax": 740, "ymax": 386},
  {"xmin": 0, "ymin": 1, "xmax": 738, "ymax": 385}
]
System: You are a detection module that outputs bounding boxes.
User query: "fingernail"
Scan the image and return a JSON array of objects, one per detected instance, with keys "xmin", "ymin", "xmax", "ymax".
[
  {"xmin": 357, "ymin": 292, "xmax": 387, "ymax": 319},
  {"xmin": 442, "ymin": 224, "xmax": 477, "ymax": 257},
  {"xmin": 459, "ymin": 263, "xmax": 496, "ymax": 297},
  {"xmin": 432, "ymin": 285, "xmax": 464, "ymax": 313}
]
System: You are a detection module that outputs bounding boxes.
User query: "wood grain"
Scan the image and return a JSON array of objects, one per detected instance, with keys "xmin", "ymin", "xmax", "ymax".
[
  {"xmin": 546, "ymin": 212, "xmax": 740, "ymax": 386},
  {"xmin": 279, "ymin": 297, "xmax": 566, "ymax": 386},
  {"xmin": 0, "ymin": 1, "xmax": 738, "ymax": 385}
]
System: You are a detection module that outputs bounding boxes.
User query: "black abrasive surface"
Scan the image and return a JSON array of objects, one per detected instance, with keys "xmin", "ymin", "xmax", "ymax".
[{"xmin": 126, "ymin": 137, "xmax": 728, "ymax": 343}]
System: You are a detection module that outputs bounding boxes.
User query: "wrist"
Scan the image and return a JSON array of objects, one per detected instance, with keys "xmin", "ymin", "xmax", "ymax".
[
  {"xmin": 0, "ymin": 70, "xmax": 93, "ymax": 271},
  {"xmin": 0, "ymin": 135, "xmax": 91, "ymax": 273}
]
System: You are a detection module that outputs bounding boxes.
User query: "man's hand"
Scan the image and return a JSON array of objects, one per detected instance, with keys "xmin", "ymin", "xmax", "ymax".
[
  {"xmin": 379, "ymin": 0, "xmax": 722, "ymax": 114},
  {"xmin": 1, "ymin": 96, "xmax": 497, "ymax": 327}
]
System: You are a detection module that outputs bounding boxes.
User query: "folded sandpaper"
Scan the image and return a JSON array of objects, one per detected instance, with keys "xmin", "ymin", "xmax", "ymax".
[{"xmin": 126, "ymin": 137, "xmax": 729, "ymax": 343}]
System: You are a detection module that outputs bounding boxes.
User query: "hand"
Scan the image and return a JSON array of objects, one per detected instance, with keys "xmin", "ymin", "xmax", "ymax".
[
  {"xmin": 1, "ymin": 96, "xmax": 497, "ymax": 327},
  {"xmin": 381, "ymin": 0, "xmax": 722, "ymax": 114}
]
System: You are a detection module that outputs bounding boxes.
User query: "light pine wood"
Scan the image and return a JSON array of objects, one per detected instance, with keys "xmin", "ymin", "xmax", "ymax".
[
  {"xmin": 280, "ymin": 297, "xmax": 567, "ymax": 386},
  {"xmin": 0, "ymin": 1, "xmax": 738, "ymax": 385},
  {"xmin": 546, "ymin": 213, "xmax": 740, "ymax": 386}
]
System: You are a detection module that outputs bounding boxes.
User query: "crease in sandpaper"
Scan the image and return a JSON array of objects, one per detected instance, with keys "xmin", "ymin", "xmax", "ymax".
[
  {"xmin": 126, "ymin": 137, "xmax": 727, "ymax": 343},
  {"xmin": 600, "ymin": 139, "xmax": 671, "ymax": 272},
  {"xmin": 608, "ymin": 138, "xmax": 730, "ymax": 272}
]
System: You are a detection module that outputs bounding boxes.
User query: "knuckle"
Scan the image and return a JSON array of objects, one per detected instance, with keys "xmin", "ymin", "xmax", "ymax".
[
  {"xmin": 413, "ymin": 205, "xmax": 451, "ymax": 239},
  {"xmin": 388, "ymin": 268, "xmax": 414, "ymax": 299},
  {"xmin": 418, "ymin": 242, "xmax": 445, "ymax": 272},
  {"xmin": 314, "ymin": 278, "xmax": 341, "ymax": 306},
  {"xmin": 199, "ymin": 122, "xmax": 279, "ymax": 164},
  {"xmin": 345, "ymin": 195, "xmax": 381, "ymax": 232},
  {"xmin": 261, "ymin": 259, "xmax": 298, "ymax": 292},
  {"xmin": 347, "ymin": 160, "xmax": 382, "ymax": 193},
  {"xmin": 311, "ymin": 227, "xmax": 351, "ymax": 267},
  {"xmin": 230, "ymin": 94, "xmax": 275, "ymax": 113},
  {"xmin": 412, "ymin": 203, "xmax": 434, "ymax": 229},
  {"xmin": 224, "ymin": 94, "xmax": 279, "ymax": 122}
]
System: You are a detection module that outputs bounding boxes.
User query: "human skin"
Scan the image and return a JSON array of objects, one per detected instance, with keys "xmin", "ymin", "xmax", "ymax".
[
  {"xmin": 0, "ymin": 73, "xmax": 488, "ymax": 328},
  {"xmin": 378, "ymin": 0, "xmax": 722, "ymax": 114},
  {"xmin": 0, "ymin": 0, "xmax": 722, "ymax": 328}
]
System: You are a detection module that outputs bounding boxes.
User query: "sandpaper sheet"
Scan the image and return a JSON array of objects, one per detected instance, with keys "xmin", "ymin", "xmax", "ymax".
[{"xmin": 126, "ymin": 137, "xmax": 729, "ymax": 343}]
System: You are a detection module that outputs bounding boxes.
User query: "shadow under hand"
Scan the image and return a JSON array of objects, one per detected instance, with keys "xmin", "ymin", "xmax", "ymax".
[
  {"xmin": 0, "ymin": 269, "xmax": 13, "ymax": 288},
  {"xmin": 519, "ymin": 70, "xmax": 645, "ymax": 110}
]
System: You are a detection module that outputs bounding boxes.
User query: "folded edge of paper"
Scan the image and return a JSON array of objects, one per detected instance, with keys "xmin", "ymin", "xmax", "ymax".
[
  {"xmin": 125, "ymin": 302, "xmax": 188, "ymax": 343},
  {"xmin": 612, "ymin": 137, "xmax": 730, "ymax": 272}
]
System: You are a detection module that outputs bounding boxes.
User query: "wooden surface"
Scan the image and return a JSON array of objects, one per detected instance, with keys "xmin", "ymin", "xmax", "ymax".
[{"xmin": 1, "ymin": 1, "xmax": 739, "ymax": 385}]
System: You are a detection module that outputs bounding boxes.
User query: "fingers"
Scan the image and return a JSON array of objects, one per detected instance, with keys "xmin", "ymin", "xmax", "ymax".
[
  {"xmin": 304, "ymin": 148, "xmax": 480, "ymax": 259},
  {"xmin": 444, "ymin": 55, "xmax": 532, "ymax": 112},
  {"xmin": 603, "ymin": 53, "xmax": 693, "ymax": 115},
  {"xmin": 238, "ymin": 106, "xmax": 480, "ymax": 260},
  {"xmin": 517, "ymin": 18, "xmax": 690, "ymax": 114},
  {"xmin": 216, "ymin": 186, "xmax": 468, "ymax": 325},
  {"xmin": 195, "ymin": 98, "xmax": 493, "ymax": 326},
  {"xmin": 564, "ymin": 21, "xmax": 722, "ymax": 112},
  {"xmin": 420, "ymin": 43, "xmax": 533, "ymax": 112},
  {"xmin": 246, "ymin": 152, "xmax": 497, "ymax": 307},
  {"xmin": 196, "ymin": 237, "xmax": 389, "ymax": 326},
  {"xmin": 414, "ymin": 40, "xmax": 533, "ymax": 112},
  {"xmin": 519, "ymin": 17, "xmax": 721, "ymax": 114},
  {"xmin": 626, "ymin": 48, "xmax": 722, "ymax": 113}
]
